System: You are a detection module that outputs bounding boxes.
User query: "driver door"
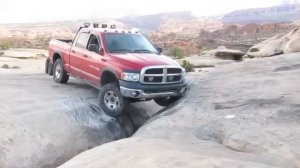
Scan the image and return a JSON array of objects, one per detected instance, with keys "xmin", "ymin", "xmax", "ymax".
[{"xmin": 69, "ymin": 32, "xmax": 90, "ymax": 78}]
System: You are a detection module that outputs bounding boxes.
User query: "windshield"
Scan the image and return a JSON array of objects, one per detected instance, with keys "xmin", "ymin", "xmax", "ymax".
[{"xmin": 104, "ymin": 33, "xmax": 158, "ymax": 54}]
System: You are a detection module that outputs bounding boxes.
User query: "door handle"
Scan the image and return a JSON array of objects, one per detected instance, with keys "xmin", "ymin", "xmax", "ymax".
[
  {"xmin": 83, "ymin": 54, "xmax": 88, "ymax": 58},
  {"xmin": 71, "ymin": 50, "xmax": 75, "ymax": 53}
]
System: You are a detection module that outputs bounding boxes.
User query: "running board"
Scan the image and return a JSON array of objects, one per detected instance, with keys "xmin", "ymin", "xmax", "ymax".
[{"xmin": 69, "ymin": 74, "xmax": 101, "ymax": 90}]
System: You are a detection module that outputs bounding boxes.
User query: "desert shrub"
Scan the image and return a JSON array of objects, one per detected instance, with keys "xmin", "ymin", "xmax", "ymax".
[
  {"xmin": 0, "ymin": 40, "xmax": 12, "ymax": 50},
  {"xmin": 170, "ymin": 47, "xmax": 185, "ymax": 59},
  {"xmin": 181, "ymin": 60, "xmax": 194, "ymax": 72},
  {"xmin": 199, "ymin": 45, "xmax": 212, "ymax": 53}
]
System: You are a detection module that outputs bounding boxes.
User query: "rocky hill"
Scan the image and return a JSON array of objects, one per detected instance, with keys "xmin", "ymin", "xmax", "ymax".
[
  {"xmin": 0, "ymin": 19, "xmax": 125, "ymax": 49},
  {"xmin": 222, "ymin": 4, "xmax": 300, "ymax": 24},
  {"xmin": 157, "ymin": 18, "xmax": 223, "ymax": 35},
  {"xmin": 150, "ymin": 22, "xmax": 296, "ymax": 55},
  {"xmin": 118, "ymin": 11, "xmax": 196, "ymax": 33},
  {"xmin": 0, "ymin": 22, "xmax": 75, "ymax": 49}
]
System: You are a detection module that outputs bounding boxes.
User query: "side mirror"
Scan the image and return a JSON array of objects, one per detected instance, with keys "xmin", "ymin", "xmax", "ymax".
[
  {"xmin": 99, "ymin": 48, "xmax": 104, "ymax": 56},
  {"xmin": 88, "ymin": 44, "xmax": 100, "ymax": 54},
  {"xmin": 155, "ymin": 46, "xmax": 163, "ymax": 53}
]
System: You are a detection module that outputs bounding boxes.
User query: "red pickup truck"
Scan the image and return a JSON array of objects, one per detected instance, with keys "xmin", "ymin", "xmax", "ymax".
[{"xmin": 45, "ymin": 23, "xmax": 187, "ymax": 116}]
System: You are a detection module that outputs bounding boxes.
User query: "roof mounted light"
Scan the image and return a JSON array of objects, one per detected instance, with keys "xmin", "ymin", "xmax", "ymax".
[
  {"xmin": 102, "ymin": 24, "xmax": 108, "ymax": 28},
  {"xmin": 110, "ymin": 24, "xmax": 116, "ymax": 29},
  {"xmin": 131, "ymin": 28, "xmax": 140, "ymax": 33},
  {"xmin": 84, "ymin": 23, "xmax": 90, "ymax": 28},
  {"xmin": 93, "ymin": 23, "xmax": 99, "ymax": 28}
]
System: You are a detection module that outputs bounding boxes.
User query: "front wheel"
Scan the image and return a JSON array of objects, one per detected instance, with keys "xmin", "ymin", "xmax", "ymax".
[
  {"xmin": 154, "ymin": 96, "xmax": 180, "ymax": 107},
  {"xmin": 99, "ymin": 83, "xmax": 128, "ymax": 117}
]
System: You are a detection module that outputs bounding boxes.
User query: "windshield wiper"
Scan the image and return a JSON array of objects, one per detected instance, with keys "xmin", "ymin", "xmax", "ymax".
[
  {"xmin": 133, "ymin": 49, "xmax": 156, "ymax": 54},
  {"xmin": 109, "ymin": 49, "xmax": 132, "ymax": 53}
]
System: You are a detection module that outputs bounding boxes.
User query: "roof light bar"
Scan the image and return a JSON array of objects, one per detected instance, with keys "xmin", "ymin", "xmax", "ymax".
[{"xmin": 82, "ymin": 23, "xmax": 140, "ymax": 33}]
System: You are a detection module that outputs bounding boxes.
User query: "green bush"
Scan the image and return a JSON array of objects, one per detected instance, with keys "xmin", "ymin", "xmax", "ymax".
[
  {"xmin": 170, "ymin": 47, "xmax": 185, "ymax": 59},
  {"xmin": 181, "ymin": 60, "xmax": 194, "ymax": 72},
  {"xmin": 0, "ymin": 40, "xmax": 12, "ymax": 50}
]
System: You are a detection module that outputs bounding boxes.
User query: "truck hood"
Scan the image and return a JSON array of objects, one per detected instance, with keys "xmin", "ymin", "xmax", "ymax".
[{"xmin": 109, "ymin": 53, "xmax": 181, "ymax": 71}]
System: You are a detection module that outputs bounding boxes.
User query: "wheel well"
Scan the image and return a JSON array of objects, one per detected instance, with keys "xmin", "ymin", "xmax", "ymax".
[
  {"xmin": 53, "ymin": 53, "xmax": 61, "ymax": 63},
  {"xmin": 101, "ymin": 71, "xmax": 119, "ymax": 86}
]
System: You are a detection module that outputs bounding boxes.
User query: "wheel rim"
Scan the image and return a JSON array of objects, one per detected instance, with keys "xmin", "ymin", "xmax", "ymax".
[
  {"xmin": 104, "ymin": 91, "xmax": 120, "ymax": 110},
  {"xmin": 55, "ymin": 63, "xmax": 62, "ymax": 79}
]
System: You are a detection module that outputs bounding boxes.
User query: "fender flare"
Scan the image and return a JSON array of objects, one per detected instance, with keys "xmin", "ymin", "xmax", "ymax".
[
  {"xmin": 52, "ymin": 51, "xmax": 64, "ymax": 65},
  {"xmin": 99, "ymin": 67, "xmax": 119, "ymax": 86}
]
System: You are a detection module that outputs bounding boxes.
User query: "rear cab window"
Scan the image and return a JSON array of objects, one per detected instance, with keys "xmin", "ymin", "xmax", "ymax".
[{"xmin": 75, "ymin": 32, "xmax": 90, "ymax": 49}]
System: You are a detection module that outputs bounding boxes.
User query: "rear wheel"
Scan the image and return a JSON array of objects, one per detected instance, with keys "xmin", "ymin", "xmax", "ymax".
[
  {"xmin": 48, "ymin": 61, "xmax": 53, "ymax": 76},
  {"xmin": 45, "ymin": 58, "xmax": 53, "ymax": 75},
  {"xmin": 99, "ymin": 83, "xmax": 128, "ymax": 117},
  {"xmin": 45, "ymin": 58, "xmax": 49, "ymax": 74},
  {"xmin": 53, "ymin": 59, "xmax": 69, "ymax": 83}
]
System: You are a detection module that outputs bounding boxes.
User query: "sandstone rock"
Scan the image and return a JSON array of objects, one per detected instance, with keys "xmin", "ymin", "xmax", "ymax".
[
  {"xmin": 247, "ymin": 28, "xmax": 300, "ymax": 58},
  {"xmin": 215, "ymin": 48, "xmax": 244, "ymax": 60},
  {"xmin": 217, "ymin": 46, "xmax": 227, "ymax": 50},
  {"xmin": 1, "ymin": 64, "xmax": 9, "ymax": 69},
  {"xmin": 59, "ymin": 53, "xmax": 300, "ymax": 168},
  {"xmin": 201, "ymin": 47, "xmax": 244, "ymax": 60}
]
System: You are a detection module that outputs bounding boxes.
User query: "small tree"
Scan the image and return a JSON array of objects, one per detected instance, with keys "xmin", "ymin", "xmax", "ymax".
[
  {"xmin": 0, "ymin": 40, "xmax": 12, "ymax": 50},
  {"xmin": 170, "ymin": 47, "xmax": 185, "ymax": 59},
  {"xmin": 181, "ymin": 60, "xmax": 194, "ymax": 72}
]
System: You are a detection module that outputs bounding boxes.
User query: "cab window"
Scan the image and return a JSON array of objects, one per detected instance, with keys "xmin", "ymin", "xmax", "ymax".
[
  {"xmin": 75, "ymin": 32, "xmax": 90, "ymax": 49},
  {"xmin": 87, "ymin": 34, "xmax": 101, "ymax": 50}
]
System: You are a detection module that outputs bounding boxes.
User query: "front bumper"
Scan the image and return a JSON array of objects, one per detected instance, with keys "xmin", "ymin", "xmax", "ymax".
[{"xmin": 119, "ymin": 80, "xmax": 188, "ymax": 99}]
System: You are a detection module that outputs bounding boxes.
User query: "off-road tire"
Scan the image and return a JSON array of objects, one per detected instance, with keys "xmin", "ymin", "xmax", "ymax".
[
  {"xmin": 99, "ymin": 83, "xmax": 128, "ymax": 117},
  {"xmin": 154, "ymin": 96, "xmax": 180, "ymax": 107},
  {"xmin": 53, "ymin": 59, "xmax": 69, "ymax": 83},
  {"xmin": 45, "ymin": 58, "xmax": 53, "ymax": 75},
  {"xmin": 45, "ymin": 58, "xmax": 49, "ymax": 74},
  {"xmin": 48, "ymin": 62, "xmax": 53, "ymax": 76}
]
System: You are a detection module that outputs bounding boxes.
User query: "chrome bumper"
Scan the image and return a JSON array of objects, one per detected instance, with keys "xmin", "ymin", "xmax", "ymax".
[{"xmin": 120, "ymin": 86, "xmax": 187, "ymax": 99}]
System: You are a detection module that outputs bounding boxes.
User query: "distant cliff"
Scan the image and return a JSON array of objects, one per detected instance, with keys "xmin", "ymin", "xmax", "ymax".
[
  {"xmin": 118, "ymin": 11, "xmax": 196, "ymax": 33},
  {"xmin": 222, "ymin": 4, "xmax": 300, "ymax": 24}
]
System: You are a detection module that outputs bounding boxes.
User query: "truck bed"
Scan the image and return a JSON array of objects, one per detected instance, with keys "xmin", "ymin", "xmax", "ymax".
[{"xmin": 48, "ymin": 39, "xmax": 73, "ymax": 72}]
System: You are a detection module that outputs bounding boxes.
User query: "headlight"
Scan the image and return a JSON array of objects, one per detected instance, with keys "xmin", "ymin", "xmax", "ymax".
[
  {"xmin": 121, "ymin": 72, "xmax": 140, "ymax": 82},
  {"xmin": 182, "ymin": 68, "xmax": 186, "ymax": 80}
]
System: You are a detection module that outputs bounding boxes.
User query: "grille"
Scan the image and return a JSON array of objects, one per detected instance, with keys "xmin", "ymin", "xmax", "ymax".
[{"xmin": 140, "ymin": 66, "xmax": 183, "ymax": 84}]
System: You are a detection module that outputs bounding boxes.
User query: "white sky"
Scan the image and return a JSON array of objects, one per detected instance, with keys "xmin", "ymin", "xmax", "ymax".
[{"xmin": 0, "ymin": 0, "xmax": 288, "ymax": 23}]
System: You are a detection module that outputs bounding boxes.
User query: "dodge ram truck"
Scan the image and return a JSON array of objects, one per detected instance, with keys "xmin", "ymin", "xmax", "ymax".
[{"xmin": 45, "ymin": 23, "xmax": 187, "ymax": 116}]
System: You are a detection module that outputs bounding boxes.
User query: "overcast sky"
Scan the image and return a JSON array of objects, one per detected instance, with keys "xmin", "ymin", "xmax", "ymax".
[{"xmin": 0, "ymin": 0, "xmax": 293, "ymax": 23}]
